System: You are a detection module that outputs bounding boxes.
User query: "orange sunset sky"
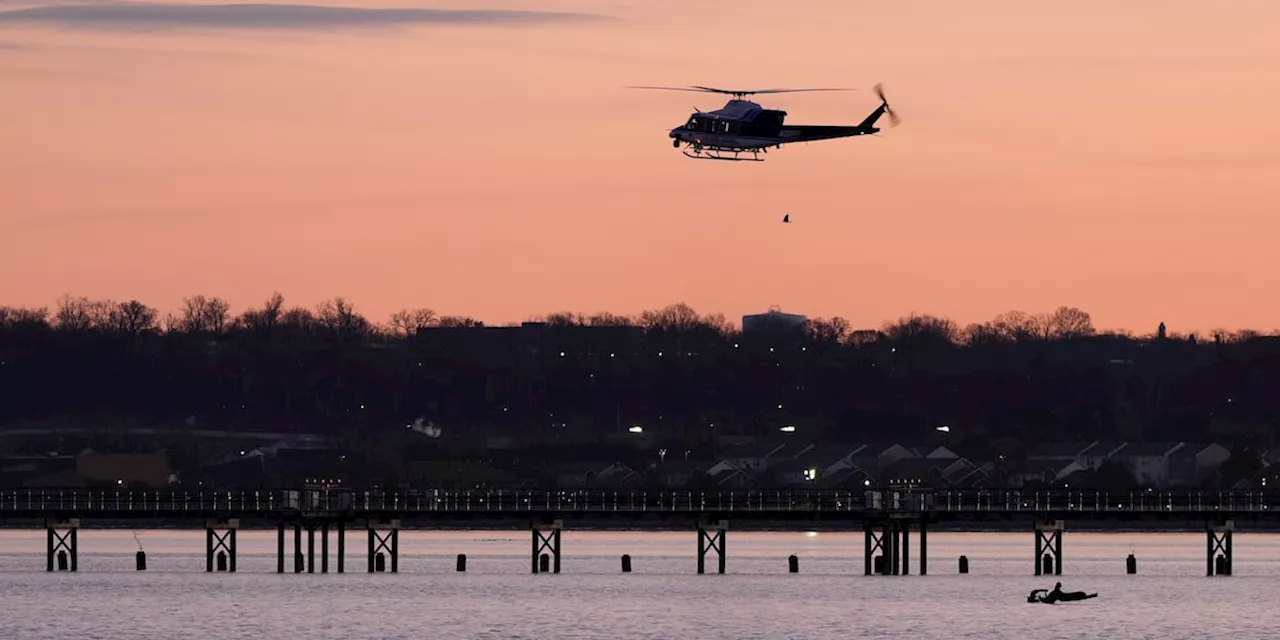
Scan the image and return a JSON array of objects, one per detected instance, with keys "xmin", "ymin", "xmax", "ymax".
[{"xmin": 2, "ymin": 0, "xmax": 1278, "ymax": 334}]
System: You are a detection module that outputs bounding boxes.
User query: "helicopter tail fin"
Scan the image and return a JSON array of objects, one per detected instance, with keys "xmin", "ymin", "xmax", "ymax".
[
  {"xmin": 858, "ymin": 83, "xmax": 899, "ymax": 130},
  {"xmin": 857, "ymin": 103, "xmax": 888, "ymax": 130}
]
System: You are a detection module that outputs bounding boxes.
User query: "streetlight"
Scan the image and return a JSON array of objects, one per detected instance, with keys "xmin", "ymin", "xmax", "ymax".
[
  {"xmin": 779, "ymin": 425, "xmax": 796, "ymax": 433},
  {"xmin": 628, "ymin": 425, "xmax": 643, "ymax": 434}
]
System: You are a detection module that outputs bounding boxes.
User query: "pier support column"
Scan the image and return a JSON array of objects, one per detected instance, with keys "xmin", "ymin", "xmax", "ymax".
[
  {"xmin": 293, "ymin": 522, "xmax": 303, "ymax": 573},
  {"xmin": 919, "ymin": 517, "xmax": 928, "ymax": 576},
  {"xmin": 1207, "ymin": 519, "xmax": 1234, "ymax": 576},
  {"xmin": 1034, "ymin": 519, "xmax": 1064, "ymax": 576},
  {"xmin": 697, "ymin": 517, "xmax": 727, "ymax": 575},
  {"xmin": 864, "ymin": 519, "xmax": 912, "ymax": 575},
  {"xmin": 864, "ymin": 522, "xmax": 884, "ymax": 575},
  {"xmin": 307, "ymin": 524, "xmax": 315, "ymax": 573},
  {"xmin": 284, "ymin": 518, "xmax": 343, "ymax": 574},
  {"xmin": 46, "ymin": 517, "xmax": 79, "ymax": 572},
  {"xmin": 901, "ymin": 521, "xmax": 910, "ymax": 576},
  {"xmin": 321, "ymin": 523, "xmax": 330, "ymax": 573},
  {"xmin": 367, "ymin": 518, "xmax": 400, "ymax": 573},
  {"xmin": 531, "ymin": 519, "xmax": 563, "ymax": 574},
  {"xmin": 337, "ymin": 521, "xmax": 345, "ymax": 574},
  {"xmin": 277, "ymin": 522, "xmax": 286, "ymax": 574},
  {"xmin": 205, "ymin": 518, "xmax": 238, "ymax": 573}
]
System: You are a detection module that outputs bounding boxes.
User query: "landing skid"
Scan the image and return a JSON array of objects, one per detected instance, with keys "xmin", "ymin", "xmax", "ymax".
[{"xmin": 681, "ymin": 143, "xmax": 768, "ymax": 162}]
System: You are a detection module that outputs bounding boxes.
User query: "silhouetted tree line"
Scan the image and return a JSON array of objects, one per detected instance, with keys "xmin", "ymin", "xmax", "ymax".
[{"xmin": 3, "ymin": 294, "xmax": 1280, "ymax": 462}]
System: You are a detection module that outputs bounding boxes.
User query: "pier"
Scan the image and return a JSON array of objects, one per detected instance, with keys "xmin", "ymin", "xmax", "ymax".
[{"xmin": 0, "ymin": 488, "xmax": 1272, "ymax": 574}]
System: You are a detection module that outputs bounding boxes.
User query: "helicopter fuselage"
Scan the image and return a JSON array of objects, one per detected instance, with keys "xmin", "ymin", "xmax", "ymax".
[{"xmin": 667, "ymin": 99, "xmax": 877, "ymax": 152}]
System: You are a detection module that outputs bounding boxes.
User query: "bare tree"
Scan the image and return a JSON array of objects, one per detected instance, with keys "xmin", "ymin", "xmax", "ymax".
[
  {"xmin": 845, "ymin": 329, "xmax": 884, "ymax": 346},
  {"xmin": 806, "ymin": 316, "xmax": 851, "ymax": 344},
  {"xmin": 1041, "ymin": 306, "xmax": 1095, "ymax": 339},
  {"xmin": 639, "ymin": 303, "xmax": 703, "ymax": 333},
  {"xmin": 438, "ymin": 316, "xmax": 483, "ymax": 328},
  {"xmin": 541, "ymin": 312, "xmax": 584, "ymax": 327},
  {"xmin": 882, "ymin": 313, "xmax": 959, "ymax": 344},
  {"xmin": 236, "ymin": 292, "xmax": 286, "ymax": 332},
  {"xmin": 280, "ymin": 306, "xmax": 316, "ymax": 329},
  {"xmin": 387, "ymin": 308, "xmax": 438, "ymax": 337},
  {"xmin": 1231, "ymin": 329, "xmax": 1262, "ymax": 343},
  {"xmin": 701, "ymin": 312, "xmax": 736, "ymax": 337},
  {"xmin": 962, "ymin": 322, "xmax": 1002, "ymax": 345},
  {"xmin": 0, "ymin": 306, "xmax": 49, "ymax": 328},
  {"xmin": 171, "ymin": 295, "xmax": 232, "ymax": 334},
  {"xmin": 54, "ymin": 295, "xmax": 113, "ymax": 330},
  {"xmin": 107, "ymin": 300, "xmax": 159, "ymax": 335},
  {"xmin": 990, "ymin": 310, "xmax": 1041, "ymax": 341},
  {"xmin": 585, "ymin": 312, "xmax": 633, "ymax": 327},
  {"xmin": 316, "ymin": 297, "xmax": 371, "ymax": 341}
]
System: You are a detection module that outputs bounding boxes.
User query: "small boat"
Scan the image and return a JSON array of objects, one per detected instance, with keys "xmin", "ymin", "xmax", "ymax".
[{"xmin": 1027, "ymin": 588, "xmax": 1097, "ymax": 604}]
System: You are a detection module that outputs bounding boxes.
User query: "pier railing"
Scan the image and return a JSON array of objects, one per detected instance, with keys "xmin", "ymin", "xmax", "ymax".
[
  {"xmin": 0, "ymin": 489, "xmax": 865, "ymax": 515},
  {"xmin": 0, "ymin": 488, "xmax": 1272, "ymax": 516},
  {"xmin": 932, "ymin": 490, "xmax": 1272, "ymax": 513}
]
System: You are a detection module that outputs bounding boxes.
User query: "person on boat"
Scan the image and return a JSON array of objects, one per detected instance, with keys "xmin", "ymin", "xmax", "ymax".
[{"xmin": 1046, "ymin": 582, "xmax": 1065, "ymax": 603}]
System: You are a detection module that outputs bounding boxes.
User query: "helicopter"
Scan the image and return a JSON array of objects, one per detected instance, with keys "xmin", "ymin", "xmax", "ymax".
[{"xmin": 629, "ymin": 83, "xmax": 899, "ymax": 162}]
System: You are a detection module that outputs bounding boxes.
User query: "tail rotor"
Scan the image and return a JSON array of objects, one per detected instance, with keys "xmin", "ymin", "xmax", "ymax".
[{"xmin": 874, "ymin": 83, "xmax": 900, "ymax": 127}]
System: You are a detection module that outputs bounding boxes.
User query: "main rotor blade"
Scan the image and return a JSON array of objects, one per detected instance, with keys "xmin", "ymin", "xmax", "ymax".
[
  {"xmin": 629, "ymin": 85, "xmax": 857, "ymax": 97},
  {"xmin": 745, "ymin": 88, "xmax": 856, "ymax": 94},
  {"xmin": 627, "ymin": 85, "xmax": 717, "ymax": 93},
  {"xmin": 689, "ymin": 86, "xmax": 855, "ymax": 95}
]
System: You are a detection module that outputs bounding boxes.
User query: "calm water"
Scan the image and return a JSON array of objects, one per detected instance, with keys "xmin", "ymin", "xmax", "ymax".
[{"xmin": 3, "ymin": 529, "xmax": 1279, "ymax": 638}]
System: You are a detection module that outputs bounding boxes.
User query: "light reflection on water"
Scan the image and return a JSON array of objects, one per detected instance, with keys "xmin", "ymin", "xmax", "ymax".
[{"xmin": 2, "ymin": 530, "xmax": 1279, "ymax": 639}]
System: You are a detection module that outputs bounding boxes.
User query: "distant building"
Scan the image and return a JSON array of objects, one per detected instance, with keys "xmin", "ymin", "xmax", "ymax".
[{"xmin": 742, "ymin": 307, "xmax": 808, "ymax": 335}]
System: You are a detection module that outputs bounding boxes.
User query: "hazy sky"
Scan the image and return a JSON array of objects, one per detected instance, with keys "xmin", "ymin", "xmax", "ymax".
[{"xmin": 3, "ymin": 0, "xmax": 1278, "ymax": 333}]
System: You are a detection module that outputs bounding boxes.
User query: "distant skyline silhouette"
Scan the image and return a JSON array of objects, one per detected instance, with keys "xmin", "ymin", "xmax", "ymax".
[{"xmin": 0, "ymin": 293, "xmax": 1270, "ymax": 341}]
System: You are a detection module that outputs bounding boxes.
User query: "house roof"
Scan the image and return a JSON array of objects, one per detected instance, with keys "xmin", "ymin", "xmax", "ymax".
[
  {"xmin": 1173, "ymin": 442, "xmax": 1227, "ymax": 458},
  {"xmin": 1029, "ymin": 442, "xmax": 1096, "ymax": 458},
  {"xmin": 717, "ymin": 441, "xmax": 791, "ymax": 460},
  {"xmin": 922, "ymin": 446, "xmax": 960, "ymax": 460},
  {"xmin": 947, "ymin": 465, "xmax": 990, "ymax": 486},
  {"xmin": 940, "ymin": 458, "xmax": 981, "ymax": 482},
  {"xmin": 768, "ymin": 456, "xmax": 824, "ymax": 474},
  {"xmin": 1087, "ymin": 442, "xmax": 1128, "ymax": 457},
  {"xmin": 885, "ymin": 457, "xmax": 948, "ymax": 480},
  {"xmin": 1118, "ymin": 442, "xmax": 1183, "ymax": 457},
  {"xmin": 555, "ymin": 462, "xmax": 621, "ymax": 475},
  {"xmin": 821, "ymin": 465, "xmax": 873, "ymax": 488},
  {"xmin": 597, "ymin": 463, "xmax": 638, "ymax": 480}
]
